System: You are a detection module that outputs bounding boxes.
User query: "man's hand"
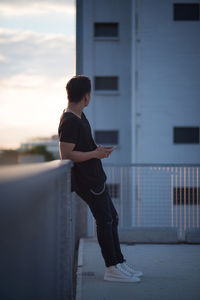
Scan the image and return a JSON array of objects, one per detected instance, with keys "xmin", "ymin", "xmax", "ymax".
[{"xmin": 94, "ymin": 145, "xmax": 114, "ymax": 159}]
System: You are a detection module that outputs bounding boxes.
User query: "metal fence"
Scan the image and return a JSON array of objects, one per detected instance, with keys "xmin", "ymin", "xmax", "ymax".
[{"xmin": 87, "ymin": 164, "xmax": 200, "ymax": 241}]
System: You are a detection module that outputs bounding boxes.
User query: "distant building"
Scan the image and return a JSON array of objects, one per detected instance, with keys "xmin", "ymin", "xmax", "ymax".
[
  {"xmin": 18, "ymin": 154, "xmax": 45, "ymax": 164},
  {"xmin": 18, "ymin": 134, "xmax": 60, "ymax": 160}
]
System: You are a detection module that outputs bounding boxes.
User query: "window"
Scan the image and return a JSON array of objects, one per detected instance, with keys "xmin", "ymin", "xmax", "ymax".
[
  {"xmin": 94, "ymin": 130, "xmax": 119, "ymax": 145},
  {"xmin": 94, "ymin": 22, "xmax": 119, "ymax": 37},
  {"xmin": 94, "ymin": 76, "xmax": 118, "ymax": 91},
  {"xmin": 173, "ymin": 187, "xmax": 199, "ymax": 205},
  {"xmin": 173, "ymin": 3, "xmax": 200, "ymax": 21},
  {"xmin": 106, "ymin": 183, "xmax": 120, "ymax": 198},
  {"xmin": 173, "ymin": 127, "xmax": 199, "ymax": 144}
]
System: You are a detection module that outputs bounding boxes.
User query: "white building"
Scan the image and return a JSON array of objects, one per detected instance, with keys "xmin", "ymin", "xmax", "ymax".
[
  {"xmin": 76, "ymin": 0, "xmax": 200, "ymax": 238},
  {"xmin": 18, "ymin": 135, "xmax": 60, "ymax": 160},
  {"xmin": 76, "ymin": 0, "xmax": 200, "ymax": 165}
]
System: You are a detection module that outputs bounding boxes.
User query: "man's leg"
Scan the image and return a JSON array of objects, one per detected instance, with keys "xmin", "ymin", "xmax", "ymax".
[
  {"xmin": 106, "ymin": 190, "xmax": 126, "ymax": 264},
  {"xmin": 76, "ymin": 187, "xmax": 122, "ymax": 267}
]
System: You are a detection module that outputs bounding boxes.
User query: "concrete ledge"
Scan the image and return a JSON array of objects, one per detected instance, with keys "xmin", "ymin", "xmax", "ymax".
[
  {"xmin": 75, "ymin": 238, "xmax": 84, "ymax": 300},
  {"xmin": 118, "ymin": 227, "xmax": 178, "ymax": 243},
  {"xmin": 185, "ymin": 228, "xmax": 200, "ymax": 243}
]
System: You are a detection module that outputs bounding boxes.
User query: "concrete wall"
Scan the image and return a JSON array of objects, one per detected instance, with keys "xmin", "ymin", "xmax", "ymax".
[
  {"xmin": 77, "ymin": 0, "xmax": 132, "ymax": 165},
  {"xmin": 138, "ymin": 0, "xmax": 200, "ymax": 164},
  {"xmin": 0, "ymin": 160, "xmax": 87, "ymax": 300},
  {"xmin": 77, "ymin": 0, "xmax": 200, "ymax": 166},
  {"xmin": 76, "ymin": 0, "xmax": 200, "ymax": 242}
]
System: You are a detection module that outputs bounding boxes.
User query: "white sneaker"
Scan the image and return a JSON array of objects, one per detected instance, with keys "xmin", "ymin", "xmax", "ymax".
[
  {"xmin": 120, "ymin": 262, "xmax": 143, "ymax": 277},
  {"xmin": 104, "ymin": 263, "xmax": 141, "ymax": 282}
]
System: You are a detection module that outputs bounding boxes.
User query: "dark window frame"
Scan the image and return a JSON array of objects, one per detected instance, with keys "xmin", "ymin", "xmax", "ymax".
[
  {"xmin": 173, "ymin": 3, "xmax": 200, "ymax": 21},
  {"xmin": 173, "ymin": 187, "xmax": 200, "ymax": 205},
  {"xmin": 173, "ymin": 127, "xmax": 199, "ymax": 144},
  {"xmin": 94, "ymin": 130, "xmax": 119, "ymax": 145},
  {"xmin": 94, "ymin": 22, "xmax": 119, "ymax": 37},
  {"xmin": 94, "ymin": 76, "xmax": 119, "ymax": 91},
  {"xmin": 106, "ymin": 183, "xmax": 120, "ymax": 198}
]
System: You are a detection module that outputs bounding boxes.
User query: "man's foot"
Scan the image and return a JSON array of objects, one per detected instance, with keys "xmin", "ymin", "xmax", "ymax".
[
  {"xmin": 104, "ymin": 263, "xmax": 141, "ymax": 282},
  {"xmin": 119, "ymin": 261, "xmax": 143, "ymax": 277}
]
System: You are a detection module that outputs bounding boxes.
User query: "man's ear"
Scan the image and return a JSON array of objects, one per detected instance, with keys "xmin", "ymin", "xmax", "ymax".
[
  {"xmin": 84, "ymin": 93, "xmax": 89, "ymax": 105},
  {"xmin": 83, "ymin": 95, "xmax": 87, "ymax": 106}
]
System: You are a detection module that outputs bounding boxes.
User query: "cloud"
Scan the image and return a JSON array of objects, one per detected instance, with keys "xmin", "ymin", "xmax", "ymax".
[
  {"xmin": 0, "ymin": 27, "xmax": 74, "ymax": 44},
  {"xmin": 0, "ymin": 73, "xmax": 47, "ymax": 88},
  {"xmin": 0, "ymin": 1, "xmax": 75, "ymax": 149},
  {"xmin": 0, "ymin": 0, "xmax": 75, "ymax": 16},
  {"xmin": 0, "ymin": 27, "xmax": 75, "ymax": 87},
  {"xmin": 0, "ymin": 53, "xmax": 8, "ymax": 61}
]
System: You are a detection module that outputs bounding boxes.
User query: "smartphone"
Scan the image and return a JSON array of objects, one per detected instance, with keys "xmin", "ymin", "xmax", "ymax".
[{"xmin": 104, "ymin": 146, "xmax": 118, "ymax": 150}]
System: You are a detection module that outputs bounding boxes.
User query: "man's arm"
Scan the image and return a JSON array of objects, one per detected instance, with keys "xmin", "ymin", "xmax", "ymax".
[
  {"xmin": 59, "ymin": 141, "xmax": 96, "ymax": 162},
  {"xmin": 59, "ymin": 141, "xmax": 113, "ymax": 162}
]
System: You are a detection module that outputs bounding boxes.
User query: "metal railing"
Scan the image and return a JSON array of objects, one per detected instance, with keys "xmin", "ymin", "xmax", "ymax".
[
  {"xmin": 0, "ymin": 160, "xmax": 87, "ymax": 300},
  {"xmin": 88, "ymin": 164, "xmax": 200, "ymax": 241}
]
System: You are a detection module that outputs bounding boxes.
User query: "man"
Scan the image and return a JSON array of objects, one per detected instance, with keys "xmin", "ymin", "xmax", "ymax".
[{"xmin": 58, "ymin": 75, "xmax": 143, "ymax": 282}]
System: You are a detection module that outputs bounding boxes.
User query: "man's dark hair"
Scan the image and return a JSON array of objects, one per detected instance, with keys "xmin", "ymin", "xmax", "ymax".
[{"xmin": 66, "ymin": 75, "xmax": 91, "ymax": 103}]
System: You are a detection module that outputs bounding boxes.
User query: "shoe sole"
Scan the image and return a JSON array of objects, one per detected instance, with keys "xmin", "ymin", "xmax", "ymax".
[
  {"xmin": 130, "ymin": 272, "xmax": 143, "ymax": 277},
  {"xmin": 104, "ymin": 275, "xmax": 141, "ymax": 283}
]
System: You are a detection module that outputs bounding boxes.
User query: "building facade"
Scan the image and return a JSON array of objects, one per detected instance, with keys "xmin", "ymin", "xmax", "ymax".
[
  {"xmin": 76, "ymin": 0, "xmax": 200, "ymax": 165},
  {"xmin": 76, "ymin": 0, "xmax": 200, "ymax": 238}
]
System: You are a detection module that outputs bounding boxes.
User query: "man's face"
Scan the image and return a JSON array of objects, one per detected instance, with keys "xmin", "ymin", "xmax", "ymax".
[{"xmin": 84, "ymin": 92, "xmax": 91, "ymax": 106}]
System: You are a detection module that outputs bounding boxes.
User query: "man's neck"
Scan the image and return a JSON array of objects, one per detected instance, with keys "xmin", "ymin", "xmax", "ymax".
[{"xmin": 66, "ymin": 103, "xmax": 83, "ymax": 118}]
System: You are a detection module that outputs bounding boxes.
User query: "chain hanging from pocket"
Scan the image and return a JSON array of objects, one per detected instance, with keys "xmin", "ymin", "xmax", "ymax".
[{"xmin": 89, "ymin": 181, "xmax": 106, "ymax": 195}]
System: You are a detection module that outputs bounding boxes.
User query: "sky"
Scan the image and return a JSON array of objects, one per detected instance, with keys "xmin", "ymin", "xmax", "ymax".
[{"xmin": 0, "ymin": 0, "xmax": 76, "ymax": 149}]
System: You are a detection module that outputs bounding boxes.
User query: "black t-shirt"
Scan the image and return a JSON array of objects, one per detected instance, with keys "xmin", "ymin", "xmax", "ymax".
[{"xmin": 58, "ymin": 109, "xmax": 107, "ymax": 192}]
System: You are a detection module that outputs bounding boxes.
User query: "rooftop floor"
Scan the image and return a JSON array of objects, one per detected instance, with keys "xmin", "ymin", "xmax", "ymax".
[{"xmin": 76, "ymin": 238, "xmax": 200, "ymax": 300}]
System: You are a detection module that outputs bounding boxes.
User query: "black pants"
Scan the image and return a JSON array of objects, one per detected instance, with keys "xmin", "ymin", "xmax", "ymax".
[{"xmin": 76, "ymin": 183, "xmax": 126, "ymax": 267}]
